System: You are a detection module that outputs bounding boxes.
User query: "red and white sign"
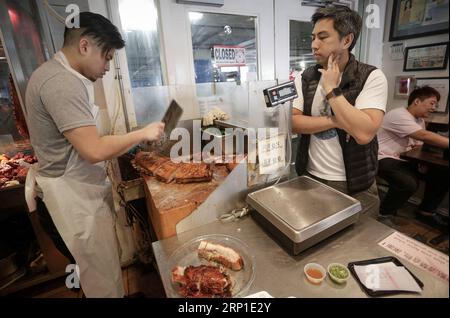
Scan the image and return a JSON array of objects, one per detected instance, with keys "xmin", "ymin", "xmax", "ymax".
[{"xmin": 213, "ymin": 45, "xmax": 246, "ymax": 66}]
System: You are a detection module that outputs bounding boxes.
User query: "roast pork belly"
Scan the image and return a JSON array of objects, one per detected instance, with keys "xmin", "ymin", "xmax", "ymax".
[
  {"xmin": 134, "ymin": 152, "xmax": 170, "ymax": 175},
  {"xmin": 154, "ymin": 161, "xmax": 181, "ymax": 183},
  {"xmin": 171, "ymin": 265, "xmax": 232, "ymax": 298},
  {"xmin": 198, "ymin": 241, "xmax": 244, "ymax": 271},
  {"xmin": 134, "ymin": 152, "xmax": 214, "ymax": 184},
  {"xmin": 174, "ymin": 163, "xmax": 212, "ymax": 184}
]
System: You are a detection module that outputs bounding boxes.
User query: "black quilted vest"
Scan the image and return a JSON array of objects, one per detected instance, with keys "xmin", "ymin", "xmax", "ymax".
[{"xmin": 295, "ymin": 54, "xmax": 379, "ymax": 194}]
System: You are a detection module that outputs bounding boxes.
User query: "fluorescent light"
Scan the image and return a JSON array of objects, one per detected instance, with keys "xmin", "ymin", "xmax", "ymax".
[
  {"xmin": 189, "ymin": 12, "xmax": 204, "ymax": 22},
  {"xmin": 119, "ymin": 0, "xmax": 158, "ymax": 31}
]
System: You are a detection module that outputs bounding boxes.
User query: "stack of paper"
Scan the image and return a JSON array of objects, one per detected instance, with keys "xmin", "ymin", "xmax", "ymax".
[
  {"xmin": 354, "ymin": 262, "xmax": 422, "ymax": 293},
  {"xmin": 245, "ymin": 291, "xmax": 274, "ymax": 298}
]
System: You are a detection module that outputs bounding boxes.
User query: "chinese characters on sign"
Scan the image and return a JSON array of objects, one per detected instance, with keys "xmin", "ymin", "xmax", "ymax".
[
  {"xmin": 379, "ymin": 232, "xmax": 449, "ymax": 282},
  {"xmin": 258, "ymin": 134, "xmax": 286, "ymax": 175}
]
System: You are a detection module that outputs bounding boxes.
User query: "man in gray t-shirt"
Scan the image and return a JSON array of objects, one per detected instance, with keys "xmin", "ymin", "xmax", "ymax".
[
  {"xmin": 25, "ymin": 12, "xmax": 164, "ymax": 298},
  {"xmin": 26, "ymin": 58, "xmax": 96, "ymax": 178}
]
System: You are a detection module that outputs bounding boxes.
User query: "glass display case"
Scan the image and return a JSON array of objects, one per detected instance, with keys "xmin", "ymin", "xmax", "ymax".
[
  {"xmin": 0, "ymin": 46, "xmax": 32, "ymax": 157},
  {"xmin": 0, "ymin": 0, "xmax": 50, "ymax": 156}
]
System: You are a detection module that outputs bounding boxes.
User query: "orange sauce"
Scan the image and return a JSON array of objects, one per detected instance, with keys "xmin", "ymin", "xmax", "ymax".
[{"xmin": 307, "ymin": 268, "xmax": 323, "ymax": 280}]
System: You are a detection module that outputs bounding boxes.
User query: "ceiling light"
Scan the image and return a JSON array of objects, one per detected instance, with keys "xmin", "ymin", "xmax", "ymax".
[{"xmin": 189, "ymin": 12, "xmax": 204, "ymax": 22}]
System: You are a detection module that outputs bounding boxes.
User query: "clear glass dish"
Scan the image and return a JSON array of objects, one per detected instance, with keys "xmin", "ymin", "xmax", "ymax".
[{"xmin": 167, "ymin": 234, "xmax": 256, "ymax": 298}]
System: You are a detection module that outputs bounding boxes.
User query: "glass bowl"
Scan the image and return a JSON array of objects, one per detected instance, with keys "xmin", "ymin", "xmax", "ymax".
[{"xmin": 167, "ymin": 234, "xmax": 256, "ymax": 298}]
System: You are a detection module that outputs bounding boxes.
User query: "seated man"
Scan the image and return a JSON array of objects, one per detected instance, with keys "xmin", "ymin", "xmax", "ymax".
[{"xmin": 377, "ymin": 86, "xmax": 449, "ymax": 226}]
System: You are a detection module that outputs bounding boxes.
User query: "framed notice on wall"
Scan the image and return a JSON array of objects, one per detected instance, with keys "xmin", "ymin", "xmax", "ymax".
[
  {"xmin": 403, "ymin": 42, "xmax": 449, "ymax": 72},
  {"xmin": 390, "ymin": 0, "xmax": 449, "ymax": 41},
  {"xmin": 415, "ymin": 77, "xmax": 449, "ymax": 113},
  {"xmin": 394, "ymin": 76, "xmax": 416, "ymax": 99}
]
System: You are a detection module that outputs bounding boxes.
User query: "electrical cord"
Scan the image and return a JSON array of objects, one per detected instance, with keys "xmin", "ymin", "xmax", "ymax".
[
  {"xmin": 219, "ymin": 206, "xmax": 250, "ymax": 223},
  {"xmin": 116, "ymin": 181, "xmax": 154, "ymax": 263}
]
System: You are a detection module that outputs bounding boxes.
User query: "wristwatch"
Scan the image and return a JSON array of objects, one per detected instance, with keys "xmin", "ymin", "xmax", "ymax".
[{"xmin": 326, "ymin": 87, "xmax": 343, "ymax": 101}]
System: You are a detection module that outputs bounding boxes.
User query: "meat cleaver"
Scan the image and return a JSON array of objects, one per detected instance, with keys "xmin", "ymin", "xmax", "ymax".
[
  {"xmin": 152, "ymin": 99, "xmax": 184, "ymax": 155},
  {"xmin": 162, "ymin": 99, "xmax": 184, "ymax": 136}
]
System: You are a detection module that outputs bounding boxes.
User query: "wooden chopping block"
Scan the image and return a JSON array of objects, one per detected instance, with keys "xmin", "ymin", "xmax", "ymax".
[{"xmin": 143, "ymin": 166, "xmax": 229, "ymax": 240}]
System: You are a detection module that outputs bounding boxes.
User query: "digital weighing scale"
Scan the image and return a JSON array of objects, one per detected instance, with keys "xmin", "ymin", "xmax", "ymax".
[{"xmin": 246, "ymin": 82, "xmax": 362, "ymax": 255}]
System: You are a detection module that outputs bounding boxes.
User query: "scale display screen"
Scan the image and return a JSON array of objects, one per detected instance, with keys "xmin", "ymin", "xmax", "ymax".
[
  {"xmin": 279, "ymin": 87, "xmax": 294, "ymax": 98},
  {"xmin": 263, "ymin": 81, "xmax": 298, "ymax": 107}
]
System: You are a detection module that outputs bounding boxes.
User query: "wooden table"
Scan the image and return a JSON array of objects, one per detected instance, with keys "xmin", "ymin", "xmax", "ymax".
[
  {"xmin": 400, "ymin": 146, "xmax": 448, "ymax": 168},
  {"xmin": 400, "ymin": 146, "xmax": 449, "ymax": 244}
]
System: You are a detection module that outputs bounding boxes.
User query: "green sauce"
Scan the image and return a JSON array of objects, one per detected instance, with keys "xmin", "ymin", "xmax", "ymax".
[{"xmin": 330, "ymin": 265, "xmax": 349, "ymax": 279}]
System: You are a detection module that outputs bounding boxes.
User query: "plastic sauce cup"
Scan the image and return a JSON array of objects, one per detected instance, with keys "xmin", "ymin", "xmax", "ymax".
[{"xmin": 304, "ymin": 263, "xmax": 326, "ymax": 285}]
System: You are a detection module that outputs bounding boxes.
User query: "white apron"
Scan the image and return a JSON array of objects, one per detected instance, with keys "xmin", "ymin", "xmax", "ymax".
[{"xmin": 25, "ymin": 52, "xmax": 124, "ymax": 298}]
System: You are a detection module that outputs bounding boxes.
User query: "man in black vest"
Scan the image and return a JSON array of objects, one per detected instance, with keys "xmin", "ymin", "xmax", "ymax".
[{"xmin": 292, "ymin": 6, "xmax": 388, "ymax": 217}]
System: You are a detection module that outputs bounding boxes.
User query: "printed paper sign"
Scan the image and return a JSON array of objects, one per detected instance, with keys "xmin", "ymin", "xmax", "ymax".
[
  {"xmin": 213, "ymin": 46, "xmax": 246, "ymax": 66},
  {"xmin": 379, "ymin": 231, "xmax": 449, "ymax": 282},
  {"xmin": 258, "ymin": 134, "xmax": 286, "ymax": 175}
]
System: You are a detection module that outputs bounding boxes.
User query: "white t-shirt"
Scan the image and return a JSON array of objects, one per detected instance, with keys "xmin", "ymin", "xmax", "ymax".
[
  {"xmin": 293, "ymin": 69, "xmax": 388, "ymax": 181},
  {"xmin": 377, "ymin": 107, "xmax": 425, "ymax": 161}
]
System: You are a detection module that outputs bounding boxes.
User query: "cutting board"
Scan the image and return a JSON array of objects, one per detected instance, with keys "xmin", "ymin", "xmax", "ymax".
[{"xmin": 143, "ymin": 165, "xmax": 230, "ymax": 240}]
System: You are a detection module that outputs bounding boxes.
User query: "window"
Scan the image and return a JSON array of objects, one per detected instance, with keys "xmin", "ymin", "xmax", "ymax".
[
  {"xmin": 289, "ymin": 20, "xmax": 315, "ymax": 79},
  {"xmin": 190, "ymin": 12, "xmax": 258, "ymax": 84},
  {"xmin": 118, "ymin": 0, "xmax": 163, "ymax": 87}
]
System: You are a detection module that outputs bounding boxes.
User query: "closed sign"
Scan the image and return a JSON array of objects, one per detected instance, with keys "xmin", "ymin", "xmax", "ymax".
[{"xmin": 213, "ymin": 46, "xmax": 246, "ymax": 66}]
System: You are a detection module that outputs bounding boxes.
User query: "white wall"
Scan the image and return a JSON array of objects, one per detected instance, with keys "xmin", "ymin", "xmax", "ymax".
[{"xmin": 381, "ymin": 1, "xmax": 449, "ymax": 114}]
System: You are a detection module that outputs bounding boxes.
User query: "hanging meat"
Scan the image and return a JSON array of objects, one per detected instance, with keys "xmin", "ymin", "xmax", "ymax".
[{"xmin": 9, "ymin": 74, "xmax": 29, "ymax": 139}]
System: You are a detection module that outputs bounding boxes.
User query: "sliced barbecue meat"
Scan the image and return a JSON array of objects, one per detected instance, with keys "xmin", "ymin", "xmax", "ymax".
[
  {"xmin": 11, "ymin": 152, "xmax": 25, "ymax": 160},
  {"xmin": 174, "ymin": 163, "xmax": 212, "ymax": 184},
  {"xmin": 23, "ymin": 155, "xmax": 37, "ymax": 164},
  {"xmin": 14, "ymin": 166, "xmax": 29, "ymax": 184},
  {"xmin": 134, "ymin": 152, "xmax": 169, "ymax": 175},
  {"xmin": 171, "ymin": 265, "xmax": 232, "ymax": 298},
  {"xmin": 0, "ymin": 164, "xmax": 13, "ymax": 178},
  {"xmin": 154, "ymin": 161, "xmax": 181, "ymax": 183},
  {"xmin": 134, "ymin": 152, "xmax": 215, "ymax": 184},
  {"xmin": 198, "ymin": 241, "xmax": 244, "ymax": 271}
]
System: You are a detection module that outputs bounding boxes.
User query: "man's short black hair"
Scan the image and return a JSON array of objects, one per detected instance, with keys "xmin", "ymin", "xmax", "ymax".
[
  {"xmin": 64, "ymin": 12, "xmax": 125, "ymax": 55},
  {"xmin": 408, "ymin": 86, "xmax": 441, "ymax": 107},
  {"xmin": 311, "ymin": 6, "xmax": 362, "ymax": 51}
]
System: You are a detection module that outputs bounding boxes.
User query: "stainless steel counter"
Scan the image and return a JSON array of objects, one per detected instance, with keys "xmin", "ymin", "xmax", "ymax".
[{"xmin": 152, "ymin": 215, "xmax": 449, "ymax": 298}]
